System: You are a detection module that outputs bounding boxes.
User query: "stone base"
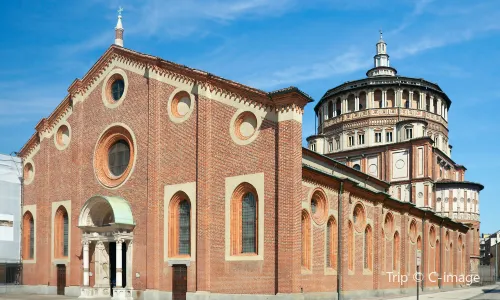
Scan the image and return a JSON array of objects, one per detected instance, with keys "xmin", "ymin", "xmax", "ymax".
[
  {"xmin": 79, "ymin": 286, "xmax": 112, "ymax": 298},
  {"xmin": 0, "ymin": 285, "xmax": 56, "ymax": 295},
  {"xmin": 112, "ymin": 287, "xmax": 135, "ymax": 299}
]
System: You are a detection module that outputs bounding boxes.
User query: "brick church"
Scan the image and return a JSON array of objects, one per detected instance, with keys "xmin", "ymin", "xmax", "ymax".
[{"xmin": 17, "ymin": 12, "xmax": 482, "ymax": 300}]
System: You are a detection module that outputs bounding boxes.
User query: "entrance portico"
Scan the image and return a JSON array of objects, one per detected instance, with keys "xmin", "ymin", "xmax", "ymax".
[{"xmin": 78, "ymin": 195, "xmax": 135, "ymax": 299}]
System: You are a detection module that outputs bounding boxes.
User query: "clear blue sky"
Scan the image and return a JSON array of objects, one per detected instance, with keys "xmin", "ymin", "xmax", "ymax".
[{"xmin": 0, "ymin": 1, "xmax": 498, "ymax": 233}]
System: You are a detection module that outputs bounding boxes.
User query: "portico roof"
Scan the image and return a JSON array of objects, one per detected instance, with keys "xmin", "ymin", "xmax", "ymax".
[{"xmin": 78, "ymin": 195, "xmax": 135, "ymax": 228}]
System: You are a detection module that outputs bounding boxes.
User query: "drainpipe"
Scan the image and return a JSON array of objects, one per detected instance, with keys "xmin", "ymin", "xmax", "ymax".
[
  {"xmin": 421, "ymin": 212, "xmax": 426, "ymax": 291},
  {"xmin": 337, "ymin": 181, "xmax": 344, "ymax": 300},
  {"xmin": 439, "ymin": 219, "xmax": 444, "ymax": 289},
  {"xmin": 195, "ymin": 81, "xmax": 200, "ymax": 292}
]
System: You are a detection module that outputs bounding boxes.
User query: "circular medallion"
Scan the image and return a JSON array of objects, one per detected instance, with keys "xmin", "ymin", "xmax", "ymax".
[
  {"xmin": 395, "ymin": 159, "xmax": 405, "ymax": 169},
  {"xmin": 369, "ymin": 164, "xmax": 377, "ymax": 174}
]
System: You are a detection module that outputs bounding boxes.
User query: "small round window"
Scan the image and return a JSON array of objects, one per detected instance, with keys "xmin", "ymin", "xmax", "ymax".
[
  {"xmin": 111, "ymin": 79, "xmax": 125, "ymax": 101},
  {"xmin": 310, "ymin": 189, "xmax": 328, "ymax": 225},
  {"xmin": 353, "ymin": 164, "xmax": 361, "ymax": 171},
  {"xmin": 108, "ymin": 140, "xmax": 130, "ymax": 177}
]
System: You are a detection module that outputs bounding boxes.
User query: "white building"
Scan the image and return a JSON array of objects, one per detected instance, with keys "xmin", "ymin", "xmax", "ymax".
[{"xmin": 0, "ymin": 153, "xmax": 22, "ymax": 284}]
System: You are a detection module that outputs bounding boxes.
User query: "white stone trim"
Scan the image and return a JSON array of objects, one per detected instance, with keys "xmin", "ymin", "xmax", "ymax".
[
  {"xmin": 163, "ymin": 182, "xmax": 196, "ymax": 262},
  {"xmin": 225, "ymin": 173, "xmax": 264, "ymax": 261},
  {"xmin": 22, "ymin": 205, "xmax": 37, "ymax": 264},
  {"xmin": 166, "ymin": 87, "xmax": 195, "ymax": 124},
  {"xmin": 53, "ymin": 121, "xmax": 72, "ymax": 151},
  {"xmin": 101, "ymin": 68, "xmax": 129, "ymax": 109},
  {"xmin": 229, "ymin": 109, "xmax": 262, "ymax": 146},
  {"xmin": 51, "ymin": 200, "xmax": 72, "ymax": 264}
]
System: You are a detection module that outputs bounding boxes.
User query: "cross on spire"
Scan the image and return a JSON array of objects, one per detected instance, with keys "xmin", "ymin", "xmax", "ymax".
[
  {"xmin": 118, "ymin": 6, "xmax": 124, "ymax": 17},
  {"xmin": 379, "ymin": 29, "xmax": 383, "ymax": 40}
]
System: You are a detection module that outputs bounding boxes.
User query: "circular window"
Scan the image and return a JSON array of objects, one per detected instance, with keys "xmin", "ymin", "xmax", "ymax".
[
  {"xmin": 437, "ymin": 197, "xmax": 441, "ymax": 202},
  {"xmin": 23, "ymin": 162, "xmax": 34, "ymax": 184},
  {"xmin": 235, "ymin": 112, "xmax": 258, "ymax": 140},
  {"xmin": 55, "ymin": 123, "xmax": 71, "ymax": 150},
  {"xmin": 230, "ymin": 109, "xmax": 261, "ymax": 145},
  {"xmin": 310, "ymin": 189, "xmax": 328, "ymax": 225},
  {"xmin": 171, "ymin": 91, "xmax": 192, "ymax": 118},
  {"xmin": 102, "ymin": 69, "xmax": 128, "ymax": 108},
  {"xmin": 353, "ymin": 164, "xmax": 361, "ymax": 171},
  {"xmin": 94, "ymin": 124, "xmax": 136, "ymax": 188},
  {"xmin": 167, "ymin": 90, "xmax": 194, "ymax": 123},
  {"xmin": 108, "ymin": 140, "xmax": 130, "ymax": 177},
  {"xmin": 453, "ymin": 197, "xmax": 457, "ymax": 202},
  {"xmin": 111, "ymin": 79, "xmax": 125, "ymax": 101},
  {"xmin": 460, "ymin": 197, "xmax": 464, "ymax": 203},
  {"xmin": 468, "ymin": 198, "xmax": 471, "ymax": 203},
  {"xmin": 353, "ymin": 203, "xmax": 366, "ymax": 232},
  {"xmin": 444, "ymin": 197, "xmax": 449, "ymax": 203}
]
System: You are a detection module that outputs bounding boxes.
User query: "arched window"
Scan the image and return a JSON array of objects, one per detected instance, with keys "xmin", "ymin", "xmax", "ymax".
[
  {"xmin": 364, "ymin": 225, "xmax": 372, "ymax": 270},
  {"xmin": 348, "ymin": 221, "xmax": 354, "ymax": 271},
  {"xmin": 326, "ymin": 217, "xmax": 337, "ymax": 269},
  {"xmin": 242, "ymin": 193, "xmax": 256, "ymax": 253},
  {"xmin": 353, "ymin": 164, "xmax": 361, "ymax": 171},
  {"xmin": 169, "ymin": 192, "xmax": 191, "ymax": 257},
  {"xmin": 178, "ymin": 200, "xmax": 191, "ymax": 255},
  {"xmin": 23, "ymin": 212, "xmax": 34, "ymax": 259},
  {"xmin": 301, "ymin": 210, "xmax": 311, "ymax": 269},
  {"xmin": 230, "ymin": 184, "xmax": 258, "ymax": 255},
  {"xmin": 393, "ymin": 231, "xmax": 400, "ymax": 271},
  {"xmin": 54, "ymin": 206, "xmax": 69, "ymax": 258},
  {"xmin": 328, "ymin": 101, "xmax": 333, "ymax": 119}
]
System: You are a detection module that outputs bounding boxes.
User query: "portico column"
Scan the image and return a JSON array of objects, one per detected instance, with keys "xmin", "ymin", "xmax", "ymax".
[
  {"xmin": 409, "ymin": 91, "xmax": 414, "ymax": 109},
  {"xmin": 355, "ymin": 96, "xmax": 359, "ymax": 111},
  {"xmin": 82, "ymin": 239, "xmax": 90, "ymax": 286},
  {"xmin": 115, "ymin": 238, "xmax": 124, "ymax": 288},
  {"xmin": 382, "ymin": 90, "xmax": 387, "ymax": 108}
]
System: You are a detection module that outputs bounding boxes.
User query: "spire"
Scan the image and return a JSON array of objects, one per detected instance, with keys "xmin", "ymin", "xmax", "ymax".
[
  {"xmin": 367, "ymin": 30, "xmax": 397, "ymax": 77},
  {"xmin": 114, "ymin": 7, "xmax": 124, "ymax": 47}
]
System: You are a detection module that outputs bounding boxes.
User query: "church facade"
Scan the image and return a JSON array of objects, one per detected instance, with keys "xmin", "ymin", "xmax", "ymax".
[{"xmin": 17, "ymin": 16, "xmax": 479, "ymax": 300}]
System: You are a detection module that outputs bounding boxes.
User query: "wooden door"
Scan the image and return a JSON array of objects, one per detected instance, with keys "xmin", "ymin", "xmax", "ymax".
[
  {"xmin": 56, "ymin": 264, "xmax": 66, "ymax": 295},
  {"xmin": 172, "ymin": 265, "xmax": 187, "ymax": 300}
]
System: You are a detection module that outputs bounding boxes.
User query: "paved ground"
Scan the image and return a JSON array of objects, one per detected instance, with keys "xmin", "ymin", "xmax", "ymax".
[
  {"xmin": 1, "ymin": 285, "xmax": 500, "ymax": 300},
  {"xmin": 363, "ymin": 284, "xmax": 500, "ymax": 300}
]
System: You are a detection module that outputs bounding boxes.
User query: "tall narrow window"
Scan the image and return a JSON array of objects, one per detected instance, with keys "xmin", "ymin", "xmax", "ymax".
[
  {"xmin": 29, "ymin": 217, "xmax": 34, "ymax": 259},
  {"xmin": 54, "ymin": 206, "xmax": 69, "ymax": 258},
  {"xmin": 63, "ymin": 213, "xmax": 68, "ymax": 257},
  {"xmin": 375, "ymin": 132, "xmax": 382, "ymax": 143},
  {"xmin": 393, "ymin": 231, "xmax": 400, "ymax": 271},
  {"xmin": 405, "ymin": 128, "xmax": 413, "ymax": 140},
  {"xmin": 358, "ymin": 134, "xmax": 365, "ymax": 145},
  {"xmin": 242, "ymin": 193, "xmax": 256, "ymax": 253},
  {"xmin": 230, "ymin": 184, "xmax": 259, "ymax": 256},
  {"xmin": 169, "ymin": 192, "xmax": 192, "ymax": 257},
  {"xmin": 178, "ymin": 200, "xmax": 191, "ymax": 255},
  {"xmin": 326, "ymin": 217, "xmax": 337, "ymax": 269},
  {"xmin": 302, "ymin": 210, "xmax": 311, "ymax": 269},
  {"xmin": 329, "ymin": 141, "xmax": 334, "ymax": 152},
  {"xmin": 328, "ymin": 101, "xmax": 333, "ymax": 119},
  {"xmin": 364, "ymin": 225, "xmax": 372, "ymax": 270},
  {"xmin": 348, "ymin": 136, "xmax": 355, "ymax": 147},
  {"xmin": 23, "ymin": 212, "xmax": 34, "ymax": 259},
  {"xmin": 386, "ymin": 131, "xmax": 393, "ymax": 142},
  {"xmin": 348, "ymin": 221, "xmax": 354, "ymax": 271},
  {"xmin": 335, "ymin": 139, "xmax": 340, "ymax": 150}
]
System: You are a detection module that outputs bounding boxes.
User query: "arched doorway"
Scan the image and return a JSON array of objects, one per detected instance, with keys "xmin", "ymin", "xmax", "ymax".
[{"xmin": 78, "ymin": 196, "xmax": 135, "ymax": 299}]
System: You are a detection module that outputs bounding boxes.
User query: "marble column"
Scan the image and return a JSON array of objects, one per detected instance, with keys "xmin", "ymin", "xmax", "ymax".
[
  {"xmin": 115, "ymin": 238, "xmax": 124, "ymax": 288},
  {"xmin": 83, "ymin": 239, "xmax": 90, "ymax": 286},
  {"xmin": 382, "ymin": 90, "xmax": 387, "ymax": 108},
  {"xmin": 355, "ymin": 96, "xmax": 359, "ymax": 111}
]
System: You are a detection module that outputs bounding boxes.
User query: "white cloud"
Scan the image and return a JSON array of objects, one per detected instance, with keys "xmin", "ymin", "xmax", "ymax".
[{"xmin": 246, "ymin": 50, "xmax": 371, "ymax": 89}]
